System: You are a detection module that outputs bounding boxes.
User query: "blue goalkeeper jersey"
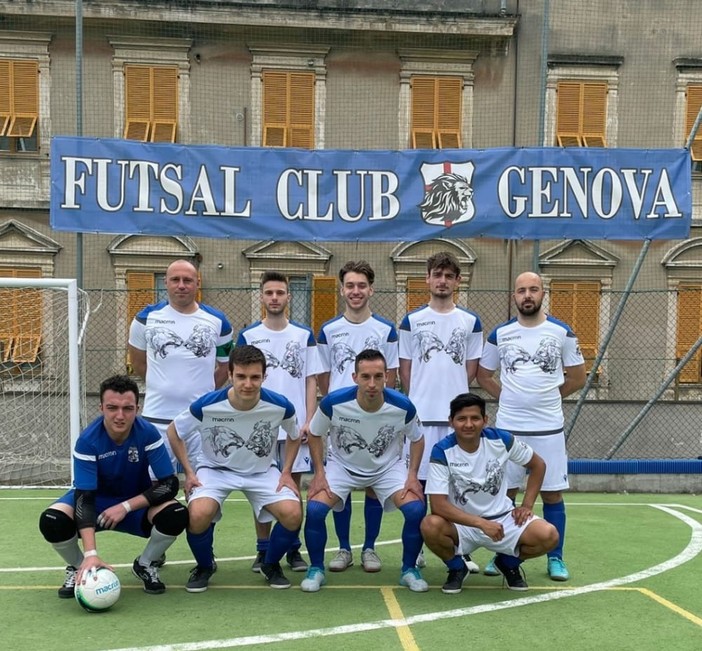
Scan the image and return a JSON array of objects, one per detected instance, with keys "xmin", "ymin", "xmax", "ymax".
[{"xmin": 72, "ymin": 415, "xmax": 174, "ymax": 500}]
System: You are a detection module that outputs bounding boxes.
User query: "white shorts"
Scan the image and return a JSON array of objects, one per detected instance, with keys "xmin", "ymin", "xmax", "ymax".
[
  {"xmin": 456, "ymin": 511, "xmax": 543, "ymax": 557},
  {"xmin": 325, "ymin": 457, "xmax": 408, "ymax": 513},
  {"xmin": 276, "ymin": 440, "xmax": 312, "ymax": 474},
  {"xmin": 147, "ymin": 419, "xmax": 203, "ymax": 481},
  {"xmin": 406, "ymin": 425, "xmax": 449, "ymax": 481},
  {"xmin": 505, "ymin": 431, "xmax": 569, "ymax": 492},
  {"xmin": 189, "ymin": 465, "xmax": 300, "ymax": 523}
]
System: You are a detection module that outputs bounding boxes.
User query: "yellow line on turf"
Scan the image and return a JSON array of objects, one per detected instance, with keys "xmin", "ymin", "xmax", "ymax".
[
  {"xmin": 636, "ymin": 587, "xmax": 702, "ymax": 627},
  {"xmin": 380, "ymin": 587, "xmax": 420, "ymax": 651}
]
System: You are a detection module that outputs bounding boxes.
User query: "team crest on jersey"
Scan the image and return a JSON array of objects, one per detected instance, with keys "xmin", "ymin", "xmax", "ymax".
[
  {"xmin": 330, "ymin": 342, "xmax": 357, "ymax": 374},
  {"xmin": 145, "ymin": 323, "xmax": 217, "ymax": 359},
  {"xmin": 418, "ymin": 161, "xmax": 475, "ymax": 227},
  {"xmin": 127, "ymin": 446, "xmax": 139, "ymax": 463},
  {"xmin": 259, "ymin": 342, "xmax": 305, "ymax": 379},
  {"xmin": 331, "ymin": 424, "xmax": 368, "ymax": 454},
  {"xmin": 499, "ymin": 335, "xmax": 562, "ymax": 374},
  {"xmin": 413, "ymin": 327, "xmax": 466, "ymax": 365}
]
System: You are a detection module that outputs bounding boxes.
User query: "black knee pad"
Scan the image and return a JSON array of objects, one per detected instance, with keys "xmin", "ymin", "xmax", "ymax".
[
  {"xmin": 152, "ymin": 502, "xmax": 188, "ymax": 536},
  {"xmin": 39, "ymin": 508, "xmax": 76, "ymax": 543}
]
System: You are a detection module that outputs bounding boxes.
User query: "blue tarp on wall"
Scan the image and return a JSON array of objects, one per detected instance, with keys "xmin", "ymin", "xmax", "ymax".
[{"xmin": 50, "ymin": 136, "xmax": 692, "ymax": 241}]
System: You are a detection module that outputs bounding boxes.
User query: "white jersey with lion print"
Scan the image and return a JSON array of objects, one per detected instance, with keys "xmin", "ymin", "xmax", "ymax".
[
  {"xmin": 310, "ymin": 386, "xmax": 422, "ymax": 477},
  {"xmin": 399, "ymin": 305, "xmax": 483, "ymax": 424}
]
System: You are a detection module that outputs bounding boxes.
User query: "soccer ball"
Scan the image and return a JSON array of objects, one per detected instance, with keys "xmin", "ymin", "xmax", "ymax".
[{"xmin": 75, "ymin": 567, "xmax": 121, "ymax": 612}]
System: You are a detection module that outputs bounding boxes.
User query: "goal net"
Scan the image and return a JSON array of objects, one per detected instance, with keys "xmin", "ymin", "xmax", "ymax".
[{"xmin": 0, "ymin": 278, "xmax": 88, "ymax": 487}]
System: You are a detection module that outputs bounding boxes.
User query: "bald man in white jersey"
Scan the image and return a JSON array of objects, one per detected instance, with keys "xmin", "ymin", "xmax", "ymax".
[{"xmin": 477, "ymin": 272, "xmax": 586, "ymax": 581}]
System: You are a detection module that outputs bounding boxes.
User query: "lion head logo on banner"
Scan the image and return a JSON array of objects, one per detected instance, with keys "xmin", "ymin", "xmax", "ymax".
[{"xmin": 418, "ymin": 161, "xmax": 475, "ymax": 227}]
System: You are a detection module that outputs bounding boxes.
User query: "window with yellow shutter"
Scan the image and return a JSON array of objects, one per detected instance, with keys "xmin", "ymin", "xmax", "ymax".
[
  {"xmin": 556, "ymin": 81, "xmax": 607, "ymax": 147},
  {"xmin": 124, "ymin": 65, "xmax": 178, "ymax": 143},
  {"xmin": 311, "ymin": 276, "xmax": 337, "ymax": 335},
  {"xmin": 685, "ymin": 85, "xmax": 702, "ymax": 162},
  {"xmin": 262, "ymin": 70, "xmax": 315, "ymax": 149},
  {"xmin": 0, "ymin": 59, "xmax": 39, "ymax": 153},
  {"xmin": 410, "ymin": 76, "xmax": 462, "ymax": 149},
  {"xmin": 549, "ymin": 281, "xmax": 600, "ymax": 374},
  {"xmin": 0, "ymin": 267, "xmax": 43, "ymax": 364},
  {"xmin": 675, "ymin": 283, "xmax": 702, "ymax": 384}
]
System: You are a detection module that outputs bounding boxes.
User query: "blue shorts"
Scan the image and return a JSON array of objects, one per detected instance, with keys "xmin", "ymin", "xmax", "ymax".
[{"xmin": 55, "ymin": 490, "xmax": 150, "ymax": 538}]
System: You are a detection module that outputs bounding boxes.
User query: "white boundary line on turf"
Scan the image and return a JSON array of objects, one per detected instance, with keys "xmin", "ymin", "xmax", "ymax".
[{"xmin": 101, "ymin": 505, "xmax": 702, "ymax": 651}]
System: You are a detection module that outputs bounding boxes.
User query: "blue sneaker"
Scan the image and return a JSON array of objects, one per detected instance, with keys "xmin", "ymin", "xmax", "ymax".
[
  {"xmin": 547, "ymin": 556, "xmax": 570, "ymax": 581},
  {"xmin": 301, "ymin": 567, "xmax": 326, "ymax": 593},
  {"xmin": 483, "ymin": 555, "xmax": 500, "ymax": 576}
]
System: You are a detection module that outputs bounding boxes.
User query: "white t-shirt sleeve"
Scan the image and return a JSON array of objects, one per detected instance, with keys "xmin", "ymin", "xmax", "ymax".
[
  {"xmin": 466, "ymin": 327, "xmax": 483, "ymax": 361},
  {"xmin": 172, "ymin": 408, "xmax": 202, "ymax": 445},
  {"xmin": 403, "ymin": 416, "xmax": 423, "ymax": 443},
  {"xmin": 425, "ymin": 458, "xmax": 450, "ymax": 495},
  {"xmin": 281, "ymin": 414, "xmax": 300, "ymax": 441},
  {"xmin": 479, "ymin": 338, "xmax": 499, "ymax": 371},
  {"xmin": 309, "ymin": 405, "xmax": 331, "ymax": 437},
  {"xmin": 398, "ymin": 322, "xmax": 412, "ymax": 360},
  {"xmin": 508, "ymin": 437, "xmax": 534, "ymax": 466},
  {"xmin": 128, "ymin": 317, "xmax": 146, "ymax": 350},
  {"xmin": 563, "ymin": 332, "xmax": 585, "ymax": 367}
]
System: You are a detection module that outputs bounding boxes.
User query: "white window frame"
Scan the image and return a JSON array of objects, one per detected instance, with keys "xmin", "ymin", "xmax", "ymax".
[
  {"xmin": 545, "ymin": 57, "xmax": 621, "ymax": 148},
  {"xmin": 397, "ymin": 48, "xmax": 478, "ymax": 150},
  {"xmin": 109, "ymin": 37, "xmax": 192, "ymax": 143},
  {"xmin": 248, "ymin": 45, "xmax": 329, "ymax": 149},
  {"xmin": 0, "ymin": 31, "xmax": 52, "ymax": 156}
]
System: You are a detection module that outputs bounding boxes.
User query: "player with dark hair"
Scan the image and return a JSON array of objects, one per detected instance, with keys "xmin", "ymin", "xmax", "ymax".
[
  {"xmin": 421, "ymin": 393, "xmax": 558, "ymax": 593},
  {"xmin": 39, "ymin": 375, "xmax": 188, "ymax": 597},
  {"xmin": 237, "ymin": 270, "xmax": 322, "ymax": 573},
  {"xmin": 477, "ymin": 271, "xmax": 586, "ymax": 581},
  {"xmin": 316, "ymin": 260, "xmax": 399, "ymax": 573},
  {"xmin": 167, "ymin": 344, "xmax": 303, "ymax": 592},
  {"xmin": 301, "ymin": 349, "xmax": 427, "ymax": 593},
  {"xmin": 399, "ymin": 250, "xmax": 483, "ymax": 571}
]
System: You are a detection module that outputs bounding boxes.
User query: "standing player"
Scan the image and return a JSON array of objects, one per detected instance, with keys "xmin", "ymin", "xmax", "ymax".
[
  {"xmin": 477, "ymin": 271, "xmax": 586, "ymax": 581},
  {"xmin": 301, "ymin": 349, "xmax": 427, "ymax": 593},
  {"xmin": 317, "ymin": 260, "xmax": 399, "ymax": 573},
  {"xmin": 167, "ymin": 345, "xmax": 303, "ymax": 592},
  {"xmin": 39, "ymin": 375, "xmax": 188, "ymax": 597},
  {"xmin": 421, "ymin": 393, "xmax": 558, "ymax": 593},
  {"xmin": 237, "ymin": 270, "xmax": 322, "ymax": 573},
  {"xmin": 399, "ymin": 251, "xmax": 483, "ymax": 571},
  {"xmin": 128, "ymin": 259, "xmax": 233, "ymax": 470}
]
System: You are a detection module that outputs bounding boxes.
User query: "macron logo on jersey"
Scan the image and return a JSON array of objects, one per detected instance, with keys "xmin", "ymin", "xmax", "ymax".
[{"xmin": 98, "ymin": 451, "xmax": 117, "ymax": 460}]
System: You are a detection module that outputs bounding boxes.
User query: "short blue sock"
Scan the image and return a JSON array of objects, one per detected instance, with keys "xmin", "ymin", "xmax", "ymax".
[
  {"xmin": 399, "ymin": 500, "xmax": 424, "ymax": 572},
  {"xmin": 186, "ymin": 525, "xmax": 215, "ymax": 569},
  {"xmin": 304, "ymin": 500, "xmax": 331, "ymax": 569},
  {"xmin": 256, "ymin": 537, "xmax": 270, "ymax": 553},
  {"xmin": 332, "ymin": 494, "xmax": 352, "ymax": 551},
  {"xmin": 496, "ymin": 552, "xmax": 521, "ymax": 569},
  {"xmin": 363, "ymin": 495, "xmax": 383, "ymax": 549},
  {"xmin": 446, "ymin": 555, "xmax": 465, "ymax": 571},
  {"xmin": 543, "ymin": 500, "xmax": 566, "ymax": 559},
  {"xmin": 265, "ymin": 522, "xmax": 300, "ymax": 565}
]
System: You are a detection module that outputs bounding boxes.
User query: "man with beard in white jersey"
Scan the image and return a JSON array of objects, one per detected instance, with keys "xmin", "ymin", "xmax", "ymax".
[
  {"xmin": 317, "ymin": 260, "xmax": 399, "ymax": 573},
  {"xmin": 399, "ymin": 251, "xmax": 483, "ymax": 573},
  {"xmin": 477, "ymin": 271, "xmax": 586, "ymax": 581},
  {"xmin": 237, "ymin": 270, "xmax": 322, "ymax": 573}
]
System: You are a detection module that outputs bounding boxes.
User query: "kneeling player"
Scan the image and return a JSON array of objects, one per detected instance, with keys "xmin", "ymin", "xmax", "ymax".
[
  {"xmin": 39, "ymin": 375, "xmax": 188, "ymax": 597},
  {"xmin": 421, "ymin": 393, "xmax": 558, "ymax": 593}
]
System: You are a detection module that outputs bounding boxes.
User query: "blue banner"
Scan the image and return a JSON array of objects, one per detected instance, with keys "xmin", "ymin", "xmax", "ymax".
[{"xmin": 50, "ymin": 136, "xmax": 692, "ymax": 241}]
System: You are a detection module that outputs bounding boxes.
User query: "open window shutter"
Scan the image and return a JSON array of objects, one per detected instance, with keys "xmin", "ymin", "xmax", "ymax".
[
  {"xmin": 411, "ymin": 77, "xmax": 436, "ymax": 148},
  {"xmin": 556, "ymin": 82, "xmax": 583, "ymax": 147},
  {"xmin": 8, "ymin": 60, "xmax": 38, "ymax": 138},
  {"xmin": 582, "ymin": 82, "xmax": 607, "ymax": 147},
  {"xmin": 573, "ymin": 282, "xmax": 600, "ymax": 372},
  {"xmin": 437, "ymin": 77, "xmax": 462, "ymax": 148},
  {"xmin": 0, "ymin": 268, "xmax": 43, "ymax": 363},
  {"xmin": 151, "ymin": 66, "xmax": 178, "ymax": 143},
  {"xmin": 0, "ymin": 61, "xmax": 10, "ymax": 136},
  {"xmin": 263, "ymin": 71, "xmax": 289, "ymax": 146},
  {"xmin": 124, "ymin": 65, "xmax": 152, "ymax": 141},
  {"xmin": 406, "ymin": 277, "xmax": 428, "ymax": 312},
  {"xmin": 676, "ymin": 284, "xmax": 702, "ymax": 383},
  {"xmin": 290, "ymin": 72, "xmax": 314, "ymax": 149},
  {"xmin": 0, "ymin": 267, "xmax": 18, "ymax": 358},
  {"xmin": 686, "ymin": 85, "xmax": 702, "ymax": 161},
  {"xmin": 311, "ymin": 276, "xmax": 337, "ymax": 335},
  {"xmin": 127, "ymin": 272, "xmax": 156, "ymax": 326}
]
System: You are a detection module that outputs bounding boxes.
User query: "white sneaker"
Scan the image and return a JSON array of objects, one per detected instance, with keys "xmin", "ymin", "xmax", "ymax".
[
  {"xmin": 416, "ymin": 551, "xmax": 426, "ymax": 568},
  {"xmin": 361, "ymin": 548, "xmax": 382, "ymax": 573},
  {"xmin": 399, "ymin": 568, "xmax": 429, "ymax": 593},
  {"xmin": 328, "ymin": 549, "xmax": 353, "ymax": 572},
  {"xmin": 300, "ymin": 567, "xmax": 326, "ymax": 592},
  {"xmin": 463, "ymin": 553, "xmax": 480, "ymax": 574}
]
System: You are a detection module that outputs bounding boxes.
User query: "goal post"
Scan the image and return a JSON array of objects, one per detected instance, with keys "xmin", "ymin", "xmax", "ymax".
[{"xmin": 0, "ymin": 278, "xmax": 88, "ymax": 487}]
